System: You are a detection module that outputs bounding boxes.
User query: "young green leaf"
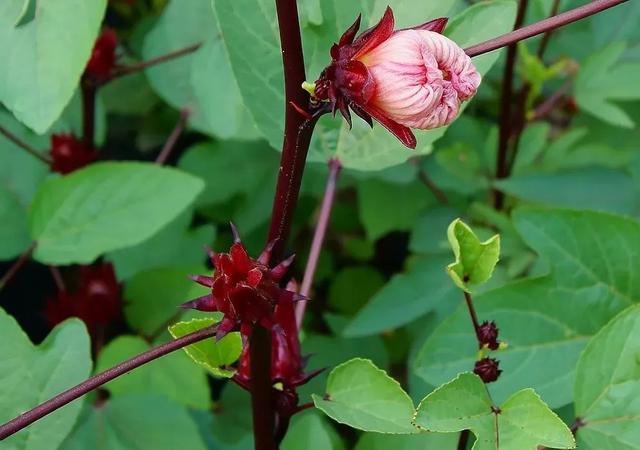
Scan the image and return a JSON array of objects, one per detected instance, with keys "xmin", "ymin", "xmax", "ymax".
[
  {"xmin": 95, "ymin": 335, "xmax": 211, "ymax": 409},
  {"xmin": 313, "ymin": 358, "xmax": 418, "ymax": 434},
  {"xmin": 29, "ymin": 162, "xmax": 204, "ymax": 264},
  {"xmin": 0, "ymin": 308, "xmax": 91, "ymax": 450},
  {"xmin": 168, "ymin": 317, "xmax": 242, "ymax": 378},
  {"xmin": 446, "ymin": 218, "xmax": 500, "ymax": 292},
  {"xmin": 0, "ymin": 0, "xmax": 106, "ymax": 133},
  {"xmin": 414, "ymin": 373, "xmax": 575, "ymax": 450},
  {"xmin": 574, "ymin": 305, "xmax": 640, "ymax": 449}
]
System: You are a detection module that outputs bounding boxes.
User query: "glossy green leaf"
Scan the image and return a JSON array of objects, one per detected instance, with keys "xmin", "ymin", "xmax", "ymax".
[
  {"xmin": 0, "ymin": 0, "xmax": 106, "ymax": 133},
  {"xmin": 415, "ymin": 208, "xmax": 640, "ymax": 408},
  {"xmin": 574, "ymin": 305, "xmax": 640, "ymax": 449},
  {"xmin": 168, "ymin": 317, "xmax": 242, "ymax": 377},
  {"xmin": 60, "ymin": 395, "xmax": 207, "ymax": 450},
  {"xmin": 446, "ymin": 219, "xmax": 500, "ymax": 292},
  {"xmin": 344, "ymin": 256, "xmax": 458, "ymax": 337},
  {"xmin": 95, "ymin": 335, "xmax": 210, "ymax": 409},
  {"xmin": 414, "ymin": 373, "xmax": 575, "ymax": 450},
  {"xmin": 0, "ymin": 309, "xmax": 91, "ymax": 450},
  {"xmin": 29, "ymin": 162, "xmax": 204, "ymax": 264},
  {"xmin": 354, "ymin": 431, "xmax": 458, "ymax": 450},
  {"xmin": 124, "ymin": 265, "xmax": 209, "ymax": 336},
  {"xmin": 313, "ymin": 358, "xmax": 418, "ymax": 434},
  {"xmin": 282, "ymin": 411, "xmax": 345, "ymax": 450},
  {"xmin": 108, "ymin": 209, "xmax": 215, "ymax": 280}
]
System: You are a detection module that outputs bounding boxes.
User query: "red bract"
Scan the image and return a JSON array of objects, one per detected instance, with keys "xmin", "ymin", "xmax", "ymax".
[
  {"xmin": 313, "ymin": 7, "xmax": 480, "ymax": 149},
  {"xmin": 474, "ymin": 357, "xmax": 502, "ymax": 383},
  {"xmin": 181, "ymin": 225, "xmax": 301, "ymax": 340},
  {"xmin": 45, "ymin": 263, "xmax": 121, "ymax": 334},
  {"xmin": 85, "ymin": 28, "xmax": 118, "ymax": 81},
  {"xmin": 478, "ymin": 320, "xmax": 500, "ymax": 350},
  {"xmin": 49, "ymin": 134, "xmax": 98, "ymax": 174}
]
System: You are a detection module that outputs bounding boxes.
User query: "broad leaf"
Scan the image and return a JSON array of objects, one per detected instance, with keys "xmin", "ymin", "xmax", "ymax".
[
  {"xmin": 574, "ymin": 305, "xmax": 640, "ymax": 449},
  {"xmin": 0, "ymin": 308, "xmax": 91, "ymax": 450},
  {"xmin": 29, "ymin": 162, "xmax": 204, "ymax": 264},
  {"xmin": 95, "ymin": 335, "xmax": 210, "ymax": 409},
  {"xmin": 60, "ymin": 395, "xmax": 207, "ymax": 450},
  {"xmin": 282, "ymin": 411, "xmax": 345, "ymax": 450},
  {"xmin": 0, "ymin": 0, "xmax": 106, "ymax": 133},
  {"xmin": 354, "ymin": 432, "xmax": 458, "ymax": 450},
  {"xmin": 446, "ymin": 218, "xmax": 500, "ymax": 292},
  {"xmin": 0, "ymin": 187, "xmax": 31, "ymax": 260},
  {"xmin": 414, "ymin": 373, "xmax": 575, "ymax": 449},
  {"xmin": 313, "ymin": 358, "xmax": 418, "ymax": 434},
  {"xmin": 415, "ymin": 208, "xmax": 640, "ymax": 408},
  {"xmin": 168, "ymin": 317, "xmax": 242, "ymax": 378}
]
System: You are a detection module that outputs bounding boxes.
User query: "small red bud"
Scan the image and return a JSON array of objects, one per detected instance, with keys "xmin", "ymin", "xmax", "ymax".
[
  {"xmin": 85, "ymin": 29, "xmax": 118, "ymax": 81},
  {"xmin": 474, "ymin": 357, "xmax": 502, "ymax": 383},
  {"xmin": 49, "ymin": 134, "xmax": 98, "ymax": 174},
  {"xmin": 478, "ymin": 320, "xmax": 500, "ymax": 350}
]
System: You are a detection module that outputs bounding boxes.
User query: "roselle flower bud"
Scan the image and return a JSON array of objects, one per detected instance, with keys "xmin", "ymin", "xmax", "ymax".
[
  {"xmin": 45, "ymin": 263, "xmax": 121, "ymax": 334},
  {"xmin": 85, "ymin": 28, "xmax": 118, "ymax": 81},
  {"xmin": 474, "ymin": 357, "xmax": 502, "ymax": 383},
  {"xmin": 478, "ymin": 320, "xmax": 500, "ymax": 350},
  {"xmin": 49, "ymin": 134, "xmax": 98, "ymax": 174},
  {"xmin": 181, "ymin": 225, "xmax": 303, "ymax": 340},
  {"xmin": 313, "ymin": 7, "xmax": 480, "ymax": 149}
]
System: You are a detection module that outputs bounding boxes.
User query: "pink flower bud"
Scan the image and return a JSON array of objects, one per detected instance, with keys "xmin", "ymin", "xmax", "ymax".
[{"xmin": 313, "ymin": 7, "xmax": 480, "ymax": 149}]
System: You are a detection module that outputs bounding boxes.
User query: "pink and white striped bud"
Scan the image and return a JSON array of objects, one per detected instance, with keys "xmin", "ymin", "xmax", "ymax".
[
  {"xmin": 358, "ymin": 30, "xmax": 480, "ymax": 130},
  {"xmin": 312, "ymin": 7, "xmax": 480, "ymax": 149}
]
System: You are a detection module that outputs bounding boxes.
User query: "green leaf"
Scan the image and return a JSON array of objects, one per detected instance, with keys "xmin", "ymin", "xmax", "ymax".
[
  {"xmin": 328, "ymin": 266, "xmax": 385, "ymax": 316},
  {"xmin": 143, "ymin": 0, "xmax": 255, "ymax": 139},
  {"xmin": 354, "ymin": 431, "xmax": 458, "ymax": 450},
  {"xmin": 108, "ymin": 209, "xmax": 215, "ymax": 280},
  {"xmin": 409, "ymin": 206, "xmax": 460, "ymax": 254},
  {"xmin": 495, "ymin": 168, "xmax": 638, "ymax": 214},
  {"xmin": 415, "ymin": 208, "xmax": 640, "ymax": 408},
  {"xmin": 313, "ymin": 358, "xmax": 418, "ymax": 434},
  {"xmin": 575, "ymin": 43, "xmax": 640, "ymax": 128},
  {"xmin": 446, "ymin": 218, "xmax": 500, "ymax": 292},
  {"xmin": 574, "ymin": 305, "xmax": 640, "ymax": 449},
  {"xmin": 124, "ymin": 265, "xmax": 209, "ymax": 336},
  {"xmin": 168, "ymin": 317, "xmax": 242, "ymax": 377},
  {"xmin": 414, "ymin": 373, "xmax": 575, "ymax": 450},
  {"xmin": 29, "ymin": 162, "xmax": 204, "ymax": 264},
  {"xmin": 95, "ymin": 335, "xmax": 210, "ymax": 409},
  {"xmin": 0, "ymin": 308, "xmax": 91, "ymax": 450},
  {"xmin": 60, "ymin": 395, "xmax": 207, "ymax": 450},
  {"xmin": 0, "ymin": 187, "xmax": 31, "ymax": 260},
  {"xmin": 282, "ymin": 411, "xmax": 345, "ymax": 450},
  {"xmin": 344, "ymin": 256, "xmax": 459, "ymax": 337},
  {"xmin": 0, "ymin": 0, "xmax": 106, "ymax": 133},
  {"xmin": 358, "ymin": 179, "xmax": 430, "ymax": 240}
]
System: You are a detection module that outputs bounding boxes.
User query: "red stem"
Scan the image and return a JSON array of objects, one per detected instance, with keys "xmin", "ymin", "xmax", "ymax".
[
  {"xmin": 0, "ymin": 325, "xmax": 218, "ymax": 440},
  {"xmin": 0, "ymin": 125, "xmax": 50, "ymax": 165},
  {"xmin": 155, "ymin": 108, "xmax": 190, "ymax": 165},
  {"xmin": 0, "ymin": 243, "xmax": 36, "ymax": 291},
  {"xmin": 463, "ymin": 291, "xmax": 483, "ymax": 344},
  {"xmin": 106, "ymin": 43, "xmax": 202, "ymax": 82},
  {"xmin": 465, "ymin": 0, "xmax": 629, "ymax": 57},
  {"xmin": 296, "ymin": 158, "xmax": 342, "ymax": 328},
  {"xmin": 81, "ymin": 76, "xmax": 96, "ymax": 148},
  {"xmin": 494, "ymin": 0, "xmax": 529, "ymax": 209},
  {"xmin": 458, "ymin": 430, "xmax": 470, "ymax": 450}
]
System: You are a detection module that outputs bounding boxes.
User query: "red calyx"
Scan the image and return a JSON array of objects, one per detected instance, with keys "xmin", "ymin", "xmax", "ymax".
[
  {"xmin": 45, "ymin": 263, "xmax": 121, "ymax": 334},
  {"xmin": 478, "ymin": 320, "xmax": 500, "ymax": 350},
  {"xmin": 474, "ymin": 357, "xmax": 502, "ymax": 383},
  {"xmin": 85, "ymin": 28, "xmax": 118, "ymax": 81},
  {"xmin": 181, "ymin": 224, "xmax": 303, "ymax": 341},
  {"xmin": 313, "ymin": 7, "xmax": 448, "ymax": 149},
  {"xmin": 49, "ymin": 134, "xmax": 98, "ymax": 174}
]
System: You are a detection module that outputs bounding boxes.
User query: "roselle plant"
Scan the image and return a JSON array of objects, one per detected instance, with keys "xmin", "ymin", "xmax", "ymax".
[{"xmin": 0, "ymin": 0, "xmax": 638, "ymax": 449}]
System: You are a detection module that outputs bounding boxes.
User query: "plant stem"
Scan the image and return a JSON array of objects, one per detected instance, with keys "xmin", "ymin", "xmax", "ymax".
[
  {"xmin": 81, "ymin": 76, "xmax": 96, "ymax": 148},
  {"xmin": 0, "ymin": 325, "xmax": 218, "ymax": 440},
  {"xmin": 463, "ymin": 291, "xmax": 482, "ymax": 344},
  {"xmin": 0, "ymin": 243, "xmax": 36, "ymax": 292},
  {"xmin": 49, "ymin": 266, "xmax": 66, "ymax": 292},
  {"xmin": 0, "ymin": 125, "xmax": 50, "ymax": 165},
  {"xmin": 155, "ymin": 108, "xmax": 190, "ymax": 165},
  {"xmin": 494, "ymin": 0, "xmax": 529, "ymax": 209},
  {"xmin": 416, "ymin": 163, "xmax": 449, "ymax": 204},
  {"xmin": 458, "ymin": 430, "xmax": 470, "ymax": 450},
  {"xmin": 107, "ymin": 43, "xmax": 202, "ymax": 82},
  {"xmin": 537, "ymin": 0, "xmax": 562, "ymax": 58},
  {"xmin": 254, "ymin": 0, "xmax": 312, "ymax": 448},
  {"xmin": 296, "ymin": 158, "xmax": 342, "ymax": 328},
  {"xmin": 530, "ymin": 78, "xmax": 572, "ymax": 121},
  {"xmin": 464, "ymin": 0, "xmax": 628, "ymax": 57}
]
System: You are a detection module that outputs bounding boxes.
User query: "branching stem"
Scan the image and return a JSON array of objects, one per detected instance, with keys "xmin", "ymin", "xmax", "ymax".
[{"xmin": 0, "ymin": 125, "xmax": 50, "ymax": 164}]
